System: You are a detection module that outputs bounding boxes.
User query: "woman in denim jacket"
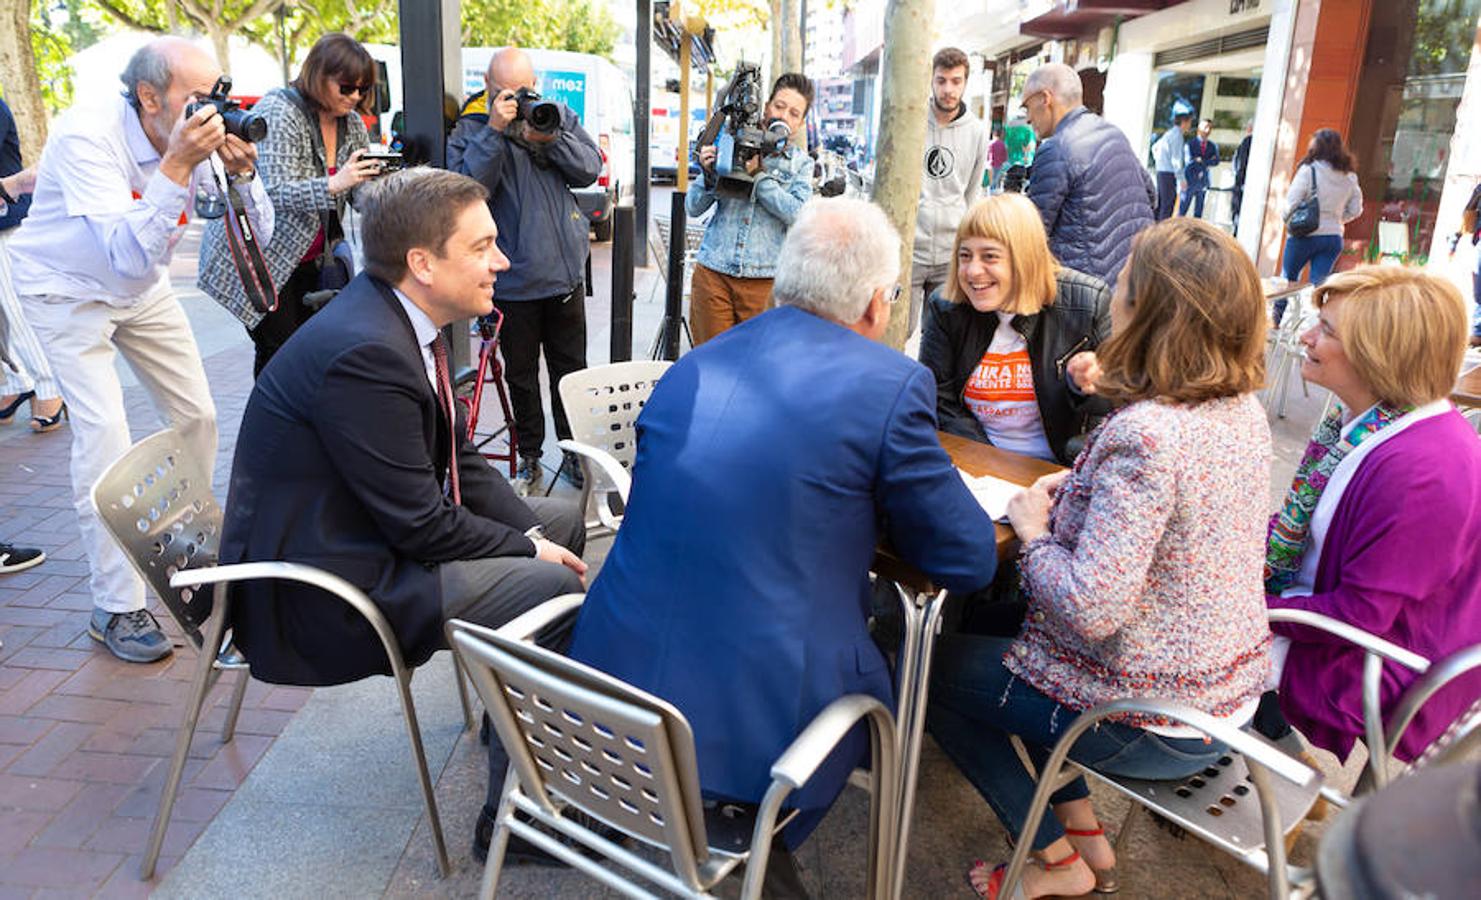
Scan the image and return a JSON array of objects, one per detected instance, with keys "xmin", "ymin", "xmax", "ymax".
[{"xmin": 686, "ymin": 73, "xmax": 814, "ymax": 344}]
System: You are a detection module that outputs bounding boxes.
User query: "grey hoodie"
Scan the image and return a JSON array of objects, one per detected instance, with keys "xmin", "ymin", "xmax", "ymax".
[{"xmin": 913, "ymin": 103, "xmax": 989, "ymax": 266}]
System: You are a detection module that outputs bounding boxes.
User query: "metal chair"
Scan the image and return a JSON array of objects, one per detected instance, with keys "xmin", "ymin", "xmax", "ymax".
[
  {"xmin": 90, "ymin": 429, "xmax": 456, "ymax": 879},
  {"xmin": 998, "ymin": 700, "xmax": 1322, "ymax": 900},
  {"xmin": 556, "ymin": 361, "xmax": 672, "ymax": 539},
  {"xmin": 448, "ymin": 598, "xmax": 900, "ymax": 900},
  {"xmin": 649, "ymin": 215, "xmax": 708, "ymax": 305},
  {"xmin": 1262, "ymin": 285, "xmax": 1313, "ymax": 419}
]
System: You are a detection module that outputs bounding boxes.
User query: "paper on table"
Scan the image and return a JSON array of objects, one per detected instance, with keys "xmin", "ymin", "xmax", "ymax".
[{"xmin": 957, "ymin": 468, "xmax": 1023, "ymax": 523}]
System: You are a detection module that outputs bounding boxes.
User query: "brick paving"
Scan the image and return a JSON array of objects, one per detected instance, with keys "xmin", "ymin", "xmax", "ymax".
[{"xmin": 0, "ymin": 333, "xmax": 314, "ymax": 897}]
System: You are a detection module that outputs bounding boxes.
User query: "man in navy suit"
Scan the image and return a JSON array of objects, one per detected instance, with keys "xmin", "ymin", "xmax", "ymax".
[
  {"xmin": 219, "ymin": 168, "xmax": 587, "ymax": 859},
  {"xmin": 568, "ymin": 198, "xmax": 999, "ymax": 877}
]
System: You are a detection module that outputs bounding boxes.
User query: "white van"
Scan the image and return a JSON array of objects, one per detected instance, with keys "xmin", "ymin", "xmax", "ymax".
[
  {"xmin": 648, "ymin": 89, "xmax": 707, "ymax": 183},
  {"xmin": 366, "ymin": 45, "xmax": 633, "ymax": 242}
]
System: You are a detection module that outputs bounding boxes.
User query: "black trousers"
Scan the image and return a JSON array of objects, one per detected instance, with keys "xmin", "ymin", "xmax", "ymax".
[
  {"xmin": 495, "ymin": 287, "xmax": 588, "ymax": 460},
  {"xmin": 249, "ymin": 259, "xmax": 320, "ymax": 377},
  {"xmin": 1155, "ymin": 172, "xmax": 1178, "ymax": 221}
]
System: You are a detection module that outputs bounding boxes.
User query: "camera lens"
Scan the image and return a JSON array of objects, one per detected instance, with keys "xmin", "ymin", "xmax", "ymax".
[
  {"xmin": 527, "ymin": 101, "xmax": 562, "ymax": 133},
  {"xmin": 225, "ymin": 109, "xmax": 268, "ymax": 143}
]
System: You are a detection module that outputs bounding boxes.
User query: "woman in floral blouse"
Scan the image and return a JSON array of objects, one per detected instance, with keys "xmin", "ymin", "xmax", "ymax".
[{"xmin": 929, "ymin": 218, "xmax": 1275, "ymax": 899}]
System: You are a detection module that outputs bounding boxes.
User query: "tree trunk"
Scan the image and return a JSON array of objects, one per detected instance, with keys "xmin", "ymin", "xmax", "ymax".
[
  {"xmin": 780, "ymin": 0, "xmax": 802, "ymax": 74},
  {"xmin": 872, "ymin": 0, "xmax": 934, "ymax": 349},
  {"xmin": 0, "ymin": 0, "xmax": 49, "ymax": 163},
  {"xmin": 209, "ymin": 24, "xmax": 232, "ymax": 75},
  {"xmin": 769, "ymin": 0, "xmax": 783, "ymax": 83}
]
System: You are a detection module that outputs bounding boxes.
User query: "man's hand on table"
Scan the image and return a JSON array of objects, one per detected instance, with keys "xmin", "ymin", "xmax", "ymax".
[
  {"xmin": 1006, "ymin": 471, "xmax": 1068, "ymax": 542},
  {"xmin": 534, "ymin": 538, "xmax": 588, "ymax": 586}
]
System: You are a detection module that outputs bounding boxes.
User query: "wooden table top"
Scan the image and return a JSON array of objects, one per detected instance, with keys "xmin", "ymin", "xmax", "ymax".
[
  {"xmin": 873, "ymin": 433, "xmax": 1065, "ymax": 594},
  {"xmin": 1453, "ymin": 366, "xmax": 1481, "ymax": 409}
]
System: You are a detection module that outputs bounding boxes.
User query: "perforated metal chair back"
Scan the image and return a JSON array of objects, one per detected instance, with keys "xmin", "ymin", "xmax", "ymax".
[
  {"xmin": 90, "ymin": 428, "xmax": 222, "ymax": 650},
  {"xmin": 558, "ymin": 361, "xmax": 672, "ymax": 474},
  {"xmin": 450, "ymin": 621, "xmax": 714, "ymax": 883}
]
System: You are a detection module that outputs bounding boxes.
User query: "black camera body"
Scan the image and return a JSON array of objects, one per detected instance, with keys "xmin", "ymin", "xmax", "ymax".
[
  {"xmin": 512, "ymin": 87, "xmax": 563, "ymax": 134},
  {"xmin": 185, "ymin": 76, "xmax": 267, "ymax": 143},
  {"xmin": 361, "ymin": 149, "xmax": 404, "ymax": 174},
  {"xmin": 696, "ymin": 62, "xmax": 791, "ymax": 200}
]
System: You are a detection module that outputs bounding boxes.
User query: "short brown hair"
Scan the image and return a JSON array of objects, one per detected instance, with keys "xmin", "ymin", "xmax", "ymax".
[
  {"xmin": 292, "ymin": 33, "xmax": 377, "ymax": 115},
  {"xmin": 1096, "ymin": 219, "xmax": 1266, "ymax": 404},
  {"xmin": 933, "ymin": 47, "xmax": 970, "ymax": 76},
  {"xmin": 944, "ymin": 194, "xmax": 1058, "ymax": 314},
  {"xmin": 361, "ymin": 168, "xmax": 489, "ymax": 283},
  {"xmin": 1312, "ymin": 266, "xmax": 1468, "ymax": 406},
  {"xmin": 770, "ymin": 72, "xmax": 814, "ymax": 114}
]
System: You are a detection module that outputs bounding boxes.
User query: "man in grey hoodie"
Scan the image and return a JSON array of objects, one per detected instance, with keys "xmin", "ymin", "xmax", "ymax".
[{"xmin": 911, "ymin": 47, "xmax": 989, "ymax": 336}]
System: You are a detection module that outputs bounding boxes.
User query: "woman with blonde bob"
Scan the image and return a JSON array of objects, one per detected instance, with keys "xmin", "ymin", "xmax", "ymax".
[
  {"xmin": 1260, "ymin": 266, "xmax": 1481, "ymax": 764},
  {"xmin": 919, "ymin": 193, "xmax": 1110, "ymax": 465},
  {"xmin": 930, "ymin": 219, "xmax": 1275, "ymax": 899}
]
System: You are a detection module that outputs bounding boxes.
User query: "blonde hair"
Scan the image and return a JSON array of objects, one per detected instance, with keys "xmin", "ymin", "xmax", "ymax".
[
  {"xmin": 944, "ymin": 194, "xmax": 1058, "ymax": 315},
  {"xmin": 1312, "ymin": 266, "xmax": 1468, "ymax": 407},
  {"xmin": 1097, "ymin": 219, "xmax": 1266, "ymax": 404}
]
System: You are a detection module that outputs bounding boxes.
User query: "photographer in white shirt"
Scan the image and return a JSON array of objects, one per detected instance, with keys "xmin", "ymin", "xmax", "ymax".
[{"xmin": 6, "ymin": 37, "xmax": 273, "ymax": 663}]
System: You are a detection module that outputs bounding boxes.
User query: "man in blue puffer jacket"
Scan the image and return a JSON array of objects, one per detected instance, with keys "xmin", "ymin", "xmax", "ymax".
[{"xmin": 1021, "ymin": 64, "xmax": 1155, "ymax": 286}]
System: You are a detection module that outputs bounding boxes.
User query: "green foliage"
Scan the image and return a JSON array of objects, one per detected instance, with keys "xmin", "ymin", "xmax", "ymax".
[
  {"xmin": 462, "ymin": 0, "xmax": 620, "ymax": 58},
  {"xmin": 239, "ymin": 0, "xmax": 399, "ymax": 75},
  {"xmin": 1410, "ymin": 0, "xmax": 1481, "ymax": 77},
  {"xmin": 30, "ymin": 0, "xmax": 93, "ymax": 113}
]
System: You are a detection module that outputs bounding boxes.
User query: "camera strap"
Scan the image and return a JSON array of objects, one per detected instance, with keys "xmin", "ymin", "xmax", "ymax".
[{"xmin": 206, "ymin": 154, "xmax": 276, "ymax": 315}]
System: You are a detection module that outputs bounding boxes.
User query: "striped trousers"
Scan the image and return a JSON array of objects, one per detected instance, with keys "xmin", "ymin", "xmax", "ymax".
[{"xmin": 0, "ymin": 229, "xmax": 59, "ymax": 398}]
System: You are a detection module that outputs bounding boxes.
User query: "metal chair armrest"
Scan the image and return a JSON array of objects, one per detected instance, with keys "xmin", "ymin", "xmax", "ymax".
[
  {"xmin": 495, "ymin": 593, "xmax": 587, "ymax": 643},
  {"xmin": 769, "ymin": 694, "xmax": 896, "ymax": 791},
  {"xmin": 557, "ymin": 439, "xmax": 633, "ymax": 503},
  {"xmin": 1268, "ymin": 608, "xmax": 1431, "ymax": 673},
  {"xmin": 1385, "ymin": 643, "xmax": 1481, "ymax": 763}
]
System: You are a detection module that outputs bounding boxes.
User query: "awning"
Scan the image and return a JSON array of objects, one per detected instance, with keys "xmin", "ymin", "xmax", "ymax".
[{"xmin": 1020, "ymin": 0, "xmax": 1179, "ymax": 41}]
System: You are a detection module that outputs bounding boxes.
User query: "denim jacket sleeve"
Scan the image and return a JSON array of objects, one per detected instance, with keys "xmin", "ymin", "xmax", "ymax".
[{"xmin": 751, "ymin": 150, "xmax": 812, "ymax": 225}]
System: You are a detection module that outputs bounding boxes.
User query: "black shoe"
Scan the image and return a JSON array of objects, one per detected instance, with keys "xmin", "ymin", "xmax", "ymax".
[
  {"xmin": 0, "ymin": 543, "xmax": 45, "ymax": 575},
  {"xmin": 0, "ymin": 390, "xmax": 35, "ymax": 424},
  {"xmin": 558, "ymin": 451, "xmax": 585, "ymax": 489},
  {"xmin": 472, "ymin": 803, "xmax": 626, "ymax": 866}
]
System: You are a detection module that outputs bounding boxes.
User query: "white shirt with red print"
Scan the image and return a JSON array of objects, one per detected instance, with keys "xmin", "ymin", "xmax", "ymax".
[{"xmin": 962, "ymin": 311, "xmax": 1053, "ymax": 462}]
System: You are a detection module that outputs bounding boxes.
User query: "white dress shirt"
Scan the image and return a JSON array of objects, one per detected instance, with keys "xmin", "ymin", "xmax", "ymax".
[
  {"xmin": 392, "ymin": 287, "xmax": 440, "ymax": 393},
  {"xmin": 6, "ymin": 95, "xmax": 273, "ymax": 307}
]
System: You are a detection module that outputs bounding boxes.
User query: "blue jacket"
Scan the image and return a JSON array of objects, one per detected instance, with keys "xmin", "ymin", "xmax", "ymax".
[
  {"xmin": 685, "ymin": 146, "xmax": 812, "ymax": 278},
  {"xmin": 568, "ymin": 305, "xmax": 998, "ymax": 840},
  {"xmin": 1028, "ymin": 107, "xmax": 1156, "ymax": 286},
  {"xmin": 447, "ymin": 104, "xmax": 602, "ymax": 301},
  {"xmin": 1184, "ymin": 137, "xmax": 1220, "ymax": 191}
]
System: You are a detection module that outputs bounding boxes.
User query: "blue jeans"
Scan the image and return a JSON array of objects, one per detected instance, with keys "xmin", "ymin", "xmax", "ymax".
[
  {"xmin": 1281, "ymin": 233, "xmax": 1342, "ymax": 286},
  {"xmin": 928, "ymin": 636, "xmax": 1227, "ymax": 850},
  {"xmin": 1472, "ymin": 270, "xmax": 1481, "ymax": 339}
]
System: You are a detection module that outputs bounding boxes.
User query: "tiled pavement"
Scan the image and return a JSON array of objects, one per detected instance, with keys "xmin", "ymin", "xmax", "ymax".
[{"xmin": 0, "ymin": 219, "xmax": 1361, "ymax": 897}]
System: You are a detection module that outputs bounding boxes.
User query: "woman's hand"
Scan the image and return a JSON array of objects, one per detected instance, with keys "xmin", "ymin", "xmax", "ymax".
[
  {"xmin": 1007, "ymin": 471, "xmax": 1064, "ymax": 542},
  {"xmin": 327, "ymin": 149, "xmax": 380, "ymax": 195},
  {"xmin": 1066, "ymin": 351, "xmax": 1102, "ymax": 395}
]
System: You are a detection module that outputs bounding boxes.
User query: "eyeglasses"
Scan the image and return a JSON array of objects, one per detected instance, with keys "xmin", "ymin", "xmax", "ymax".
[
  {"xmin": 885, "ymin": 283, "xmax": 903, "ymax": 305},
  {"xmin": 337, "ymin": 82, "xmax": 371, "ymax": 97}
]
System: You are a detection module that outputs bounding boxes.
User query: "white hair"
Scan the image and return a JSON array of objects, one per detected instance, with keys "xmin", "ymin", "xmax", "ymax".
[
  {"xmin": 1024, "ymin": 63, "xmax": 1083, "ymax": 107},
  {"xmin": 772, "ymin": 198, "xmax": 901, "ymax": 324}
]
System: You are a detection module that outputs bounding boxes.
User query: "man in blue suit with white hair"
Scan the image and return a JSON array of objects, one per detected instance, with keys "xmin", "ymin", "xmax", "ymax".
[{"xmin": 567, "ymin": 197, "xmax": 999, "ymax": 888}]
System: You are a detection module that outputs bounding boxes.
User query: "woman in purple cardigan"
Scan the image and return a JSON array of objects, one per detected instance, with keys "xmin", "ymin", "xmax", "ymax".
[
  {"xmin": 1264, "ymin": 266, "xmax": 1481, "ymax": 764},
  {"xmin": 931, "ymin": 219, "xmax": 1274, "ymax": 899}
]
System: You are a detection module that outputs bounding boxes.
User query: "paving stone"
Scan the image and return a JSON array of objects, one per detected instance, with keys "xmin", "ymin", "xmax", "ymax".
[
  {"xmin": 0, "ymin": 846, "xmax": 127, "ymax": 889},
  {"xmin": 4, "ymin": 721, "xmax": 95, "ymax": 777}
]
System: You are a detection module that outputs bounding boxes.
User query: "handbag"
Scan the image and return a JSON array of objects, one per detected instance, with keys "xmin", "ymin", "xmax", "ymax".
[
  {"xmin": 283, "ymin": 88, "xmax": 354, "ymax": 295},
  {"xmin": 1286, "ymin": 164, "xmax": 1321, "ymax": 237}
]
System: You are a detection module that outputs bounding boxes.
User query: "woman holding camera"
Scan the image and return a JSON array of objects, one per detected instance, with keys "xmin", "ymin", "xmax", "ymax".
[
  {"xmin": 200, "ymin": 32, "xmax": 383, "ymax": 376},
  {"xmin": 686, "ymin": 72, "xmax": 814, "ymax": 345}
]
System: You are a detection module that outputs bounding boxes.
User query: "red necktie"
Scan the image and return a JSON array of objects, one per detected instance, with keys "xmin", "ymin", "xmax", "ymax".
[{"xmin": 430, "ymin": 335, "xmax": 461, "ymax": 505}]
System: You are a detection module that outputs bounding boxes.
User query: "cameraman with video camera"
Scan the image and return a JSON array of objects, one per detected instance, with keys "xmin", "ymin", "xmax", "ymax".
[
  {"xmin": 449, "ymin": 47, "xmax": 602, "ymax": 495},
  {"xmin": 687, "ymin": 70, "xmax": 813, "ymax": 345},
  {"xmin": 7, "ymin": 37, "xmax": 273, "ymax": 663},
  {"xmin": 200, "ymin": 32, "xmax": 386, "ymax": 377}
]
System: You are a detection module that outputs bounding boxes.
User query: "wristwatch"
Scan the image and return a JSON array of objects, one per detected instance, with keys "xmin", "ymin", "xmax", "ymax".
[
  {"xmin": 524, "ymin": 525, "xmax": 547, "ymax": 543},
  {"xmin": 228, "ymin": 170, "xmax": 256, "ymax": 185}
]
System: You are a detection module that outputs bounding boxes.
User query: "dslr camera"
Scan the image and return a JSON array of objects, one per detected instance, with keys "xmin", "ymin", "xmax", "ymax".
[
  {"xmin": 185, "ymin": 75, "xmax": 267, "ymax": 143},
  {"xmin": 511, "ymin": 87, "xmax": 563, "ymax": 134},
  {"xmin": 696, "ymin": 62, "xmax": 792, "ymax": 200}
]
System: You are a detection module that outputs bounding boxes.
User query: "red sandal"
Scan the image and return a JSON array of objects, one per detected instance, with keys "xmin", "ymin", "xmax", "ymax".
[
  {"xmin": 1064, "ymin": 827, "xmax": 1119, "ymax": 894},
  {"xmin": 966, "ymin": 849, "xmax": 1083, "ymax": 899}
]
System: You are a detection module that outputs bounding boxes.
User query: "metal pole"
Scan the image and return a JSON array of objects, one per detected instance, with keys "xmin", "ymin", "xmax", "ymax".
[
  {"xmin": 656, "ymin": 191, "xmax": 687, "ymax": 360},
  {"xmin": 677, "ymin": 37, "xmax": 692, "ymax": 193},
  {"xmin": 611, "ymin": 206, "xmax": 635, "ymax": 362},
  {"xmin": 634, "ymin": 0, "xmax": 652, "ymax": 267},
  {"xmin": 399, "ymin": 0, "xmax": 470, "ymax": 377}
]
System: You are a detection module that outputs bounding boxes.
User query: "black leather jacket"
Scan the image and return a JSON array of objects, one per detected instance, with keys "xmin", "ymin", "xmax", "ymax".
[{"xmin": 919, "ymin": 268, "xmax": 1112, "ymax": 465}]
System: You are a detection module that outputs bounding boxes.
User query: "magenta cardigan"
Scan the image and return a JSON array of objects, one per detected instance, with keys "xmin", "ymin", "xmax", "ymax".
[{"xmin": 1268, "ymin": 409, "xmax": 1481, "ymax": 762}]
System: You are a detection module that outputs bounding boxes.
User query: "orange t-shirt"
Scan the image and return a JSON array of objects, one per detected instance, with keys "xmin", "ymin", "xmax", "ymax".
[{"xmin": 961, "ymin": 313, "xmax": 1053, "ymax": 461}]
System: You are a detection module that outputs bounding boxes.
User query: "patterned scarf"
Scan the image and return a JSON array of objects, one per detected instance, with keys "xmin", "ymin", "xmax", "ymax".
[{"xmin": 1264, "ymin": 401, "xmax": 1411, "ymax": 594}]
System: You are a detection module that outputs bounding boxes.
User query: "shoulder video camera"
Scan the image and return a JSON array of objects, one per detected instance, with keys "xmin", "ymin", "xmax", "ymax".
[
  {"xmin": 185, "ymin": 76, "xmax": 267, "ymax": 143},
  {"xmin": 511, "ymin": 87, "xmax": 562, "ymax": 134},
  {"xmin": 696, "ymin": 62, "xmax": 792, "ymax": 200}
]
